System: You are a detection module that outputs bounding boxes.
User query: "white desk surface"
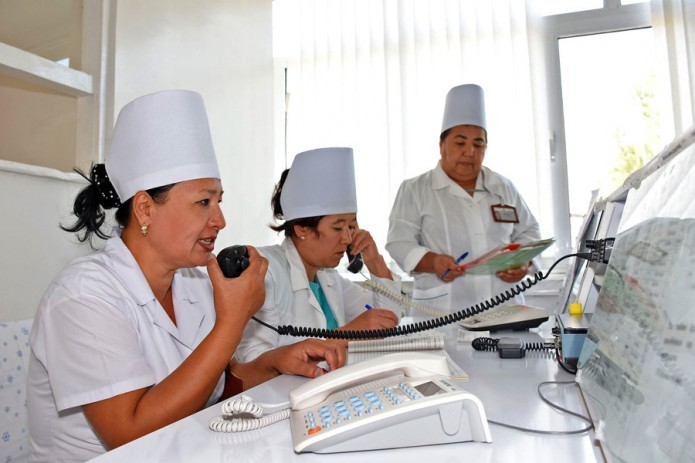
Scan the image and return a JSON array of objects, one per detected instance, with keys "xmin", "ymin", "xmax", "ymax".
[{"xmin": 89, "ymin": 322, "xmax": 604, "ymax": 463}]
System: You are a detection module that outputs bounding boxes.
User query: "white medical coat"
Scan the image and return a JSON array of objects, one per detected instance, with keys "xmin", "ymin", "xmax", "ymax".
[
  {"xmin": 28, "ymin": 234, "xmax": 223, "ymax": 463},
  {"xmin": 235, "ymin": 238, "xmax": 402, "ymax": 362},
  {"xmin": 386, "ymin": 162, "xmax": 541, "ymax": 313}
]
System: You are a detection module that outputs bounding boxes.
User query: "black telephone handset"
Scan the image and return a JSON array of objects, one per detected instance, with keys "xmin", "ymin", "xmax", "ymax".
[
  {"xmin": 346, "ymin": 245, "xmax": 363, "ymax": 274},
  {"xmin": 217, "ymin": 245, "xmax": 250, "ymax": 278}
]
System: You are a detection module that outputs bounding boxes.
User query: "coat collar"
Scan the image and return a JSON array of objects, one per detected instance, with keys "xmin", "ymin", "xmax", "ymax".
[
  {"xmin": 105, "ymin": 233, "xmax": 204, "ymax": 346},
  {"xmin": 281, "ymin": 237, "xmax": 339, "ymax": 290},
  {"xmin": 432, "ymin": 161, "xmax": 494, "ymax": 198}
]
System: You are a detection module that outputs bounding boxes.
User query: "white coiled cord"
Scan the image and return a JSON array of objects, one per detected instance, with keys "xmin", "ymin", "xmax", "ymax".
[
  {"xmin": 209, "ymin": 395, "xmax": 291, "ymax": 433},
  {"xmin": 361, "ymin": 278, "xmax": 448, "ymax": 317}
]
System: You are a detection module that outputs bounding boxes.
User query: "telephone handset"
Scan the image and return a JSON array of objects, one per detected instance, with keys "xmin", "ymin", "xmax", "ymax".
[
  {"xmin": 217, "ymin": 245, "xmax": 250, "ymax": 278},
  {"xmin": 288, "ymin": 352, "xmax": 492, "ymax": 453},
  {"xmin": 345, "ymin": 245, "xmax": 363, "ymax": 273},
  {"xmin": 290, "ymin": 351, "xmax": 450, "ymax": 409}
]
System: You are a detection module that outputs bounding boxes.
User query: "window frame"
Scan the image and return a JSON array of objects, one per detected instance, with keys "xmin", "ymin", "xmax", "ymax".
[{"xmin": 542, "ymin": 1, "xmax": 651, "ymax": 254}]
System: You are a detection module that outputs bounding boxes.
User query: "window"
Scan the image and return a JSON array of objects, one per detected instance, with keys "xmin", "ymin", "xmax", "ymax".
[{"xmin": 559, "ymin": 28, "xmax": 661, "ymax": 244}]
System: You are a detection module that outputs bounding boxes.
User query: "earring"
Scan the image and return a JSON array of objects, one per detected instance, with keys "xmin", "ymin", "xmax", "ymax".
[
  {"xmin": 300, "ymin": 235, "xmax": 305, "ymax": 240},
  {"xmin": 141, "ymin": 224, "xmax": 149, "ymax": 236}
]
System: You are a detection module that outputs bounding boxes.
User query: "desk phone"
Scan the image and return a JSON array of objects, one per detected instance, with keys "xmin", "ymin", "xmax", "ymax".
[
  {"xmin": 458, "ymin": 304, "xmax": 548, "ymax": 331},
  {"xmin": 288, "ymin": 352, "xmax": 491, "ymax": 453}
]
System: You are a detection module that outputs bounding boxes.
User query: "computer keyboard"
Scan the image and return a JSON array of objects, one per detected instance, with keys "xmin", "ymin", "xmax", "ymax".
[{"xmin": 458, "ymin": 304, "xmax": 549, "ymax": 331}]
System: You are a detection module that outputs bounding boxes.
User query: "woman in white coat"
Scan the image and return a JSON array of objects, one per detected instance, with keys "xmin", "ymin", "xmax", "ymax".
[
  {"xmin": 27, "ymin": 91, "xmax": 344, "ymax": 463},
  {"xmin": 236, "ymin": 147, "xmax": 401, "ymax": 362},
  {"xmin": 386, "ymin": 84, "xmax": 541, "ymax": 313}
]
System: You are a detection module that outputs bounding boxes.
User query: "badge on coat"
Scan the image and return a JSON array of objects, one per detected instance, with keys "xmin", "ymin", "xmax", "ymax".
[{"xmin": 490, "ymin": 204, "xmax": 519, "ymax": 223}]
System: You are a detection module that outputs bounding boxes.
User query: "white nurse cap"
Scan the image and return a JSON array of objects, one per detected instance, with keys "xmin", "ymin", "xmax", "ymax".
[
  {"xmin": 440, "ymin": 83, "xmax": 486, "ymax": 134},
  {"xmin": 280, "ymin": 147, "xmax": 357, "ymax": 221},
  {"xmin": 106, "ymin": 90, "xmax": 220, "ymax": 202}
]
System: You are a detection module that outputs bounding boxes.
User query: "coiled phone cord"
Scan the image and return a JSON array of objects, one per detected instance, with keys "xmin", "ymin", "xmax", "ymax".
[
  {"xmin": 471, "ymin": 337, "xmax": 554, "ymax": 353},
  {"xmin": 209, "ymin": 395, "xmax": 290, "ymax": 433},
  {"xmin": 252, "ymin": 252, "xmax": 582, "ymax": 340}
]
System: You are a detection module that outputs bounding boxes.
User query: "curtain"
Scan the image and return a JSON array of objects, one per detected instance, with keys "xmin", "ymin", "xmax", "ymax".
[{"xmin": 274, "ymin": 0, "xmax": 547, "ymax": 263}]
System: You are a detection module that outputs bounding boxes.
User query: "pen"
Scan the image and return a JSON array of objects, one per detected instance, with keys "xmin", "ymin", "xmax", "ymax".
[
  {"xmin": 440, "ymin": 251, "xmax": 469, "ymax": 279},
  {"xmin": 365, "ymin": 304, "xmax": 373, "ymax": 310}
]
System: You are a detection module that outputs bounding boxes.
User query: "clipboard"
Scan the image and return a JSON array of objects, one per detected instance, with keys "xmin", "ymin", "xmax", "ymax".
[{"xmin": 461, "ymin": 238, "xmax": 555, "ymax": 275}]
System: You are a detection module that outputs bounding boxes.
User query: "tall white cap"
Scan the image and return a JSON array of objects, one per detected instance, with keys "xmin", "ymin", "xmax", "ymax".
[
  {"xmin": 280, "ymin": 147, "xmax": 357, "ymax": 221},
  {"xmin": 106, "ymin": 90, "xmax": 220, "ymax": 202},
  {"xmin": 440, "ymin": 83, "xmax": 486, "ymax": 134}
]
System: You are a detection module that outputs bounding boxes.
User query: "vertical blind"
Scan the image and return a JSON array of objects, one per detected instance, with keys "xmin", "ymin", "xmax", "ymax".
[{"xmin": 274, "ymin": 0, "xmax": 548, "ymax": 263}]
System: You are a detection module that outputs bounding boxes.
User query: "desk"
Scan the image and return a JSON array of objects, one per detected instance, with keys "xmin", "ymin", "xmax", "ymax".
[{"xmin": 89, "ymin": 323, "xmax": 603, "ymax": 463}]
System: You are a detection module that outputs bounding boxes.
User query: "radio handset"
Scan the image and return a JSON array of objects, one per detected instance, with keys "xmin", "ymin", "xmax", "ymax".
[
  {"xmin": 217, "ymin": 245, "xmax": 250, "ymax": 278},
  {"xmin": 345, "ymin": 245, "xmax": 363, "ymax": 273}
]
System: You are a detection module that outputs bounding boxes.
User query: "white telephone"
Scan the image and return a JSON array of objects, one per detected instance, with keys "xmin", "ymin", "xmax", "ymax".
[{"xmin": 288, "ymin": 352, "xmax": 492, "ymax": 453}]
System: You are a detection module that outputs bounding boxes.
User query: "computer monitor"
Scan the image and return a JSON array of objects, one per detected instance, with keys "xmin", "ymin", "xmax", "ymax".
[{"xmin": 554, "ymin": 190, "xmax": 626, "ymax": 316}]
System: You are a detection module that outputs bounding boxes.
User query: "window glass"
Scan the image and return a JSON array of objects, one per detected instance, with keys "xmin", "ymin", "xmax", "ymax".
[
  {"xmin": 537, "ymin": 0, "xmax": 603, "ymax": 16},
  {"xmin": 559, "ymin": 28, "xmax": 661, "ymax": 244}
]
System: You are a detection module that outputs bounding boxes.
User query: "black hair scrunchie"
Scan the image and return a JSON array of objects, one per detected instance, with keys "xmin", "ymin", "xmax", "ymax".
[{"xmin": 91, "ymin": 164, "xmax": 121, "ymax": 209}]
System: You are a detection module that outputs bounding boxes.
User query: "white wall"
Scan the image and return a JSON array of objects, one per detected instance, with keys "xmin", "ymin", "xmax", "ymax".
[
  {"xmin": 0, "ymin": 1, "xmax": 277, "ymax": 322},
  {"xmin": 113, "ymin": 0, "xmax": 278, "ymax": 250},
  {"xmin": 0, "ymin": 162, "xmax": 93, "ymax": 321}
]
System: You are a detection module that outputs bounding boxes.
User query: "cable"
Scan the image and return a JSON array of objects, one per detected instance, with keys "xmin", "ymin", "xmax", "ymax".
[
  {"xmin": 555, "ymin": 349, "xmax": 578, "ymax": 375},
  {"xmin": 209, "ymin": 395, "xmax": 290, "ymax": 433},
  {"xmin": 360, "ymin": 277, "xmax": 448, "ymax": 317},
  {"xmin": 255, "ymin": 251, "xmax": 586, "ymax": 340},
  {"xmin": 487, "ymin": 381, "xmax": 593, "ymax": 435},
  {"xmin": 471, "ymin": 336, "xmax": 555, "ymax": 358}
]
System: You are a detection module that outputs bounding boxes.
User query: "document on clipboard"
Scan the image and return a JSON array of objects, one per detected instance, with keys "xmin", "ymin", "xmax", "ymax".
[{"xmin": 461, "ymin": 238, "xmax": 554, "ymax": 275}]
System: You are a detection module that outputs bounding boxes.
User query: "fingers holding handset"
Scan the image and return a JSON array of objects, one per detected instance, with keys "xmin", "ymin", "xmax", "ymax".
[{"xmin": 207, "ymin": 245, "xmax": 268, "ymax": 325}]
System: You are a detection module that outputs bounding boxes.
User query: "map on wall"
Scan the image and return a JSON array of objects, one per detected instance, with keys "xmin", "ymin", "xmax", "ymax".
[{"xmin": 577, "ymin": 128, "xmax": 695, "ymax": 463}]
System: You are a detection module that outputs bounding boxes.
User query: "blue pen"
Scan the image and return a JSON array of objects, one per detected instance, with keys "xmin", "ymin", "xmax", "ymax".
[
  {"xmin": 365, "ymin": 304, "xmax": 373, "ymax": 310},
  {"xmin": 440, "ymin": 251, "xmax": 469, "ymax": 279}
]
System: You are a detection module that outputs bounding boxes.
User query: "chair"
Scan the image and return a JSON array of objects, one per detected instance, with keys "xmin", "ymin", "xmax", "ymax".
[{"xmin": 0, "ymin": 319, "xmax": 32, "ymax": 463}]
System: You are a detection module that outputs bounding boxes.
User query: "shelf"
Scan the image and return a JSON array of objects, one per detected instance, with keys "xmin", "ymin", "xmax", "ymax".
[{"xmin": 0, "ymin": 42, "xmax": 92, "ymax": 97}]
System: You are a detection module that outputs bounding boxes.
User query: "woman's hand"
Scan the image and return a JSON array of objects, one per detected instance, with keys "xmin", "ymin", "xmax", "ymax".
[
  {"xmin": 232, "ymin": 339, "xmax": 347, "ymax": 389},
  {"xmin": 207, "ymin": 245, "xmax": 268, "ymax": 326},
  {"xmin": 348, "ymin": 226, "xmax": 392, "ymax": 279},
  {"xmin": 495, "ymin": 263, "xmax": 529, "ymax": 283},
  {"xmin": 415, "ymin": 252, "xmax": 466, "ymax": 282},
  {"xmin": 338, "ymin": 308, "xmax": 399, "ymax": 333}
]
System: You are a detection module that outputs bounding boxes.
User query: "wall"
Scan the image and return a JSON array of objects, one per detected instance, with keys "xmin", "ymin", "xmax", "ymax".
[
  {"xmin": 0, "ymin": 1, "xmax": 276, "ymax": 322},
  {"xmin": 113, "ymin": 0, "xmax": 277, "ymax": 250},
  {"xmin": 0, "ymin": 162, "xmax": 92, "ymax": 321},
  {"xmin": 0, "ymin": 74, "xmax": 78, "ymax": 172}
]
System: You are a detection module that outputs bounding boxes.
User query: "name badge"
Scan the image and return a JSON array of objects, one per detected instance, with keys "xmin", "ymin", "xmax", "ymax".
[{"xmin": 491, "ymin": 204, "xmax": 519, "ymax": 223}]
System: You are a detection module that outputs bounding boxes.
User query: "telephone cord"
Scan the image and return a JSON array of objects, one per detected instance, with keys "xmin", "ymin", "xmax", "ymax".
[
  {"xmin": 257, "ymin": 252, "xmax": 581, "ymax": 340},
  {"xmin": 360, "ymin": 278, "xmax": 448, "ymax": 317},
  {"xmin": 209, "ymin": 395, "xmax": 290, "ymax": 433},
  {"xmin": 488, "ymin": 381, "xmax": 593, "ymax": 435}
]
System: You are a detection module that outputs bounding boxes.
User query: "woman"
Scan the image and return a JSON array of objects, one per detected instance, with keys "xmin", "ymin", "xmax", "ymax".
[
  {"xmin": 27, "ymin": 91, "xmax": 344, "ymax": 463},
  {"xmin": 235, "ymin": 147, "xmax": 401, "ymax": 363},
  {"xmin": 386, "ymin": 83, "xmax": 541, "ymax": 312}
]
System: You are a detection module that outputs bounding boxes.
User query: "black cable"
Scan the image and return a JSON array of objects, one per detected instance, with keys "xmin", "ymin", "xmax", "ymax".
[
  {"xmin": 555, "ymin": 349, "xmax": 578, "ymax": 375},
  {"xmin": 256, "ymin": 252, "xmax": 585, "ymax": 340}
]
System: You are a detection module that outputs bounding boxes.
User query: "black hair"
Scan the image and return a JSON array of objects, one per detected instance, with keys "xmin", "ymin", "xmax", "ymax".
[
  {"xmin": 268, "ymin": 168, "xmax": 322, "ymax": 236},
  {"xmin": 440, "ymin": 127, "xmax": 489, "ymax": 143},
  {"xmin": 61, "ymin": 164, "xmax": 174, "ymax": 248}
]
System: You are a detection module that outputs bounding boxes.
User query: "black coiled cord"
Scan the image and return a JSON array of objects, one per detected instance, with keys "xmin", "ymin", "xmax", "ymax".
[
  {"xmin": 471, "ymin": 337, "xmax": 499, "ymax": 351},
  {"xmin": 471, "ymin": 337, "xmax": 553, "ymax": 352},
  {"xmin": 252, "ymin": 252, "xmax": 582, "ymax": 340}
]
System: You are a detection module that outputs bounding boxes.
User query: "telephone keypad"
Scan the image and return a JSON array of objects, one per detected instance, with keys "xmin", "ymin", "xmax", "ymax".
[{"xmin": 301, "ymin": 381, "xmax": 424, "ymax": 435}]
